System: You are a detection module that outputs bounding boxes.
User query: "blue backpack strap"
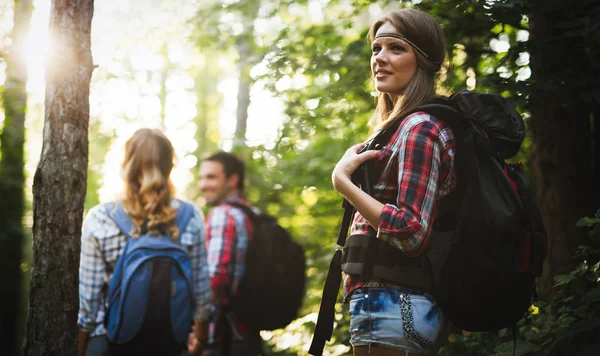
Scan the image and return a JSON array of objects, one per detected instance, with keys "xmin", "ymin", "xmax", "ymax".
[
  {"xmin": 107, "ymin": 200, "xmax": 195, "ymax": 240},
  {"xmin": 174, "ymin": 200, "xmax": 195, "ymax": 240},
  {"xmin": 105, "ymin": 202, "xmax": 137, "ymax": 241}
]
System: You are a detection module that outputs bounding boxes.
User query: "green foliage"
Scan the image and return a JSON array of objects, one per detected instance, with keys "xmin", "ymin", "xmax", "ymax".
[
  {"xmin": 440, "ymin": 210, "xmax": 600, "ymax": 356},
  {"xmin": 84, "ymin": 120, "xmax": 115, "ymax": 212},
  {"xmin": 208, "ymin": 0, "xmax": 544, "ymax": 353},
  {"xmin": 188, "ymin": 0, "xmax": 596, "ymax": 353},
  {"xmin": 525, "ymin": 0, "xmax": 600, "ymax": 111}
]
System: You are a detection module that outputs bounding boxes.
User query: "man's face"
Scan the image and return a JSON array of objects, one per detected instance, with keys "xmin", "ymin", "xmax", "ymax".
[{"xmin": 199, "ymin": 160, "xmax": 237, "ymax": 206}]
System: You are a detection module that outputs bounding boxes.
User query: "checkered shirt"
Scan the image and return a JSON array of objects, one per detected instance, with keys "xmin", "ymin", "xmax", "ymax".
[
  {"xmin": 343, "ymin": 112, "xmax": 457, "ymax": 299},
  {"xmin": 77, "ymin": 199, "xmax": 213, "ymax": 336}
]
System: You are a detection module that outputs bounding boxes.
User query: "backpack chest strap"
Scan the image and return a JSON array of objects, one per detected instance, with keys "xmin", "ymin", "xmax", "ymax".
[{"xmin": 341, "ymin": 234, "xmax": 433, "ymax": 294}]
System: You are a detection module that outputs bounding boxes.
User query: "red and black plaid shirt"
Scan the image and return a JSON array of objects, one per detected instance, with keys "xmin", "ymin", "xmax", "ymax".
[
  {"xmin": 343, "ymin": 112, "xmax": 457, "ymax": 299},
  {"xmin": 205, "ymin": 195, "xmax": 256, "ymax": 344}
]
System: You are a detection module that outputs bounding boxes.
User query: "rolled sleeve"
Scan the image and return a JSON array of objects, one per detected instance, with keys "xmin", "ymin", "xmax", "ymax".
[
  {"xmin": 206, "ymin": 207, "xmax": 237, "ymax": 306},
  {"xmin": 376, "ymin": 121, "xmax": 443, "ymax": 257},
  {"xmin": 182, "ymin": 204, "xmax": 214, "ymax": 322},
  {"xmin": 77, "ymin": 208, "xmax": 108, "ymax": 332}
]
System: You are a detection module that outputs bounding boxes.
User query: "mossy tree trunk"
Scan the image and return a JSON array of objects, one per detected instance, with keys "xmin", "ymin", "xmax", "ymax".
[{"xmin": 23, "ymin": 0, "xmax": 95, "ymax": 354}]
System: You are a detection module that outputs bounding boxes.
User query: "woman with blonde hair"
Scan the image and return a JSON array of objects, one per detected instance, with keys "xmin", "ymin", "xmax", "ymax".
[
  {"xmin": 77, "ymin": 128, "xmax": 212, "ymax": 356},
  {"xmin": 331, "ymin": 9, "xmax": 456, "ymax": 356}
]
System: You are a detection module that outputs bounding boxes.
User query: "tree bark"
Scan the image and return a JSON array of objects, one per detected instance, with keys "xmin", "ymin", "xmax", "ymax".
[
  {"xmin": 529, "ymin": 7, "xmax": 595, "ymax": 300},
  {"xmin": 24, "ymin": 0, "xmax": 95, "ymax": 354},
  {"xmin": 0, "ymin": 0, "xmax": 32, "ymax": 353},
  {"xmin": 594, "ymin": 110, "xmax": 600, "ymax": 208},
  {"xmin": 159, "ymin": 44, "xmax": 174, "ymax": 125},
  {"xmin": 232, "ymin": 4, "xmax": 258, "ymax": 153},
  {"xmin": 194, "ymin": 51, "xmax": 219, "ymax": 155},
  {"xmin": 233, "ymin": 41, "xmax": 252, "ymax": 151}
]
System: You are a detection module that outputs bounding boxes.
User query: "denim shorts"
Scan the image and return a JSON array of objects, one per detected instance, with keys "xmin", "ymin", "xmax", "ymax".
[{"xmin": 348, "ymin": 287, "xmax": 446, "ymax": 354}]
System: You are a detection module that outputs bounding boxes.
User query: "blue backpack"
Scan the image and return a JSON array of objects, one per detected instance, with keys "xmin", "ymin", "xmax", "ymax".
[{"xmin": 103, "ymin": 200, "xmax": 196, "ymax": 346}]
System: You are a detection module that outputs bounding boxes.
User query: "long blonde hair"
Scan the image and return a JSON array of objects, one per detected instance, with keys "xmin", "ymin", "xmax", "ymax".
[
  {"xmin": 120, "ymin": 128, "xmax": 178, "ymax": 240},
  {"xmin": 369, "ymin": 9, "xmax": 448, "ymax": 131}
]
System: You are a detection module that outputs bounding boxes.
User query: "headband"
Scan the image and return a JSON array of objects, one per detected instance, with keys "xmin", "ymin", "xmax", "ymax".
[{"xmin": 373, "ymin": 33, "xmax": 429, "ymax": 59}]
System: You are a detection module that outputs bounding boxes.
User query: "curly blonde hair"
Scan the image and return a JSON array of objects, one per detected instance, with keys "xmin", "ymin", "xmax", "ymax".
[{"xmin": 120, "ymin": 128, "xmax": 179, "ymax": 241}]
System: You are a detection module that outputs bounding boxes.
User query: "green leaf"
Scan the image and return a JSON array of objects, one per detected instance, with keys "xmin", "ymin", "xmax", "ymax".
[
  {"xmin": 495, "ymin": 340, "xmax": 537, "ymax": 355},
  {"xmin": 558, "ymin": 316, "xmax": 577, "ymax": 327},
  {"xmin": 557, "ymin": 319, "xmax": 600, "ymax": 341},
  {"xmin": 583, "ymin": 286, "xmax": 600, "ymax": 302},
  {"xmin": 554, "ymin": 274, "xmax": 576, "ymax": 287},
  {"xmin": 576, "ymin": 217, "xmax": 600, "ymax": 227},
  {"xmin": 573, "ymin": 262, "xmax": 589, "ymax": 276}
]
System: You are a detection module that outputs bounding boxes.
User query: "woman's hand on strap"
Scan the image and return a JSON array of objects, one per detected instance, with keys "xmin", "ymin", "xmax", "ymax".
[
  {"xmin": 332, "ymin": 143, "xmax": 380, "ymax": 191},
  {"xmin": 332, "ymin": 143, "xmax": 383, "ymax": 229}
]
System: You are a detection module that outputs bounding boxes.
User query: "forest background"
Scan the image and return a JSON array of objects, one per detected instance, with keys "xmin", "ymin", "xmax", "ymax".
[{"xmin": 0, "ymin": 0, "xmax": 599, "ymax": 355}]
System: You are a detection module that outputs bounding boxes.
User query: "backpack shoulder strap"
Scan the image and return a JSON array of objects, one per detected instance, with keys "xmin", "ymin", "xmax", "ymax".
[
  {"xmin": 106, "ymin": 202, "xmax": 137, "ymax": 240},
  {"xmin": 174, "ymin": 200, "xmax": 196, "ymax": 237},
  {"xmin": 417, "ymin": 103, "xmax": 463, "ymax": 127},
  {"xmin": 371, "ymin": 96, "xmax": 461, "ymax": 146},
  {"xmin": 227, "ymin": 201, "xmax": 259, "ymax": 225},
  {"xmin": 107, "ymin": 200, "xmax": 196, "ymax": 241}
]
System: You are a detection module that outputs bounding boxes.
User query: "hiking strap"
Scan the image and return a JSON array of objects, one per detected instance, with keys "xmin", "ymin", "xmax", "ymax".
[
  {"xmin": 505, "ymin": 164, "xmax": 548, "ymax": 279},
  {"xmin": 228, "ymin": 201, "xmax": 260, "ymax": 228},
  {"xmin": 507, "ymin": 165, "xmax": 542, "ymax": 233},
  {"xmin": 308, "ymin": 196, "xmax": 353, "ymax": 356},
  {"xmin": 308, "ymin": 248, "xmax": 343, "ymax": 356},
  {"xmin": 106, "ymin": 200, "xmax": 195, "ymax": 242}
]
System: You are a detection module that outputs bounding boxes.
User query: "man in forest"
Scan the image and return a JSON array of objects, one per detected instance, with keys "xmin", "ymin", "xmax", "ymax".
[{"xmin": 198, "ymin": 151, "xmax": 262, "ymax": 356}]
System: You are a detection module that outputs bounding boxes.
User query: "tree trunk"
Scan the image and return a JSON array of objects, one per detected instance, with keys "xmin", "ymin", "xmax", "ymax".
[
  {"xmin": 233, "ymin": 41, "xmax": 252, "ymax": 151},
  {"xmin": 24, "ymin": 0, "xmax": 95, "ymax": 354},
  {"xmin": 196, "ymin": 60, "xmax": 209, "ymax": 154},
  {"xmin": 594, "ymin": 110, "xmax": 600, "ymax": 208},
  {"xmin": 529, "ymin": 7, "xmax": 595, "ymax": 300},
  {"xmin": 0, "ymin": 0, "xmax": 32, "ymax": 353},
  {"xmin": 194, "ymin": 52, "xmax": 218, "ymax": 155},
  {"xmin": 232, "ymin": 5, "xmax": 258, "ymax": 153},
  {"xmin": 159, "ymin": 44, "xmax": 173, "ymax": 125}
]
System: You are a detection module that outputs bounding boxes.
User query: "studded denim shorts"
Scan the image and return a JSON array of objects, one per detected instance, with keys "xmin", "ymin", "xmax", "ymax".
[{"xmin": 348, "ymin": 287, "xmax": 446, "ymax": 354}]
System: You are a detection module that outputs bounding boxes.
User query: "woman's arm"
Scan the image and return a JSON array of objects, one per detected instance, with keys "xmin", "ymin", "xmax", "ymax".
[
  {"xmin": 332, "ymin": 143, "xmax": 382, "ymax": 229},
  {"xmin": 77, "ymin": 330, "xmax": 90, "ymax": 356},
  {"xmin": 188, "ymin": 205, "xmax": 213, "ymax": 322},
  {"xmin": 77, "ymin": 207, "xmax": 108, "ymax": 354},
  {"xmin": 333, "ymin": 117, "xmax": 452, "ymax": 257}
]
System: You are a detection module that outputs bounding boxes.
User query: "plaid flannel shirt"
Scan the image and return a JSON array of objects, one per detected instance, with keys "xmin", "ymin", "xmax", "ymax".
[
  {"xmin": 205, "ymin": 195, "xmax": 257, "ymax": 344},
  {"xmin": 343, "ymin": 112, "xmax": 457, "ymax": 299},
  {"xmin": 77, "ymin": 200, "xmax": 213, "ymax": 336}
]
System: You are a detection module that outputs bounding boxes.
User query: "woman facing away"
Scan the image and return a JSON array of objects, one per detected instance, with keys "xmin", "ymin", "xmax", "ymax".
[
  {"xmin": 331, "ymin": 9, "xmax": 457, "ymax": 356},
  {"xmin": 77, "ymin": 128, "xmax": 212, "ymax": 356}
]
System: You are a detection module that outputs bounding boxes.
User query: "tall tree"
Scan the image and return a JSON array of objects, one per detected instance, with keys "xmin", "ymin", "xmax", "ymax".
[
  {"xmin": 193, "ymin": 0, "xmax": 263, "ymax": 152},
  {"xmin": 0, "ymin": 0, "xmax": 33, "ymax": 353},
  {"xmin": 191, "ymin": 51, "xmax": 221, "ymax": 156},
  {"xmin": 232, "ymin": 4, "xmax": 259, "ymax": 152},
  {"xmin": 528, "ymin": 0, "xmax": 599, "ymax": 299},
  {"xmin": 24, "ymin": 0, "xmax": 95, "ymax": 354}
]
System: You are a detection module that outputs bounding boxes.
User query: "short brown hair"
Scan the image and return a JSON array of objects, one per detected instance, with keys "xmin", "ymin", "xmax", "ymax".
[{"xmin": 202, "ymin": 151, "xmax": 246, "ymax": 193}]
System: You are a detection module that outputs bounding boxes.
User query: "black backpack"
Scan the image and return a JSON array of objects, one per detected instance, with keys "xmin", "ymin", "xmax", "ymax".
[
  {"xmin": 229, "ymin": 203, "xmax": 306, "ymax": 331},
  {"xmin": 419, "ymin": 92, "xmax": 548, "ymax": 331},
  {"xmin": 309, "ymin": 91, "xmax": 548, "ymax": 355}
]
